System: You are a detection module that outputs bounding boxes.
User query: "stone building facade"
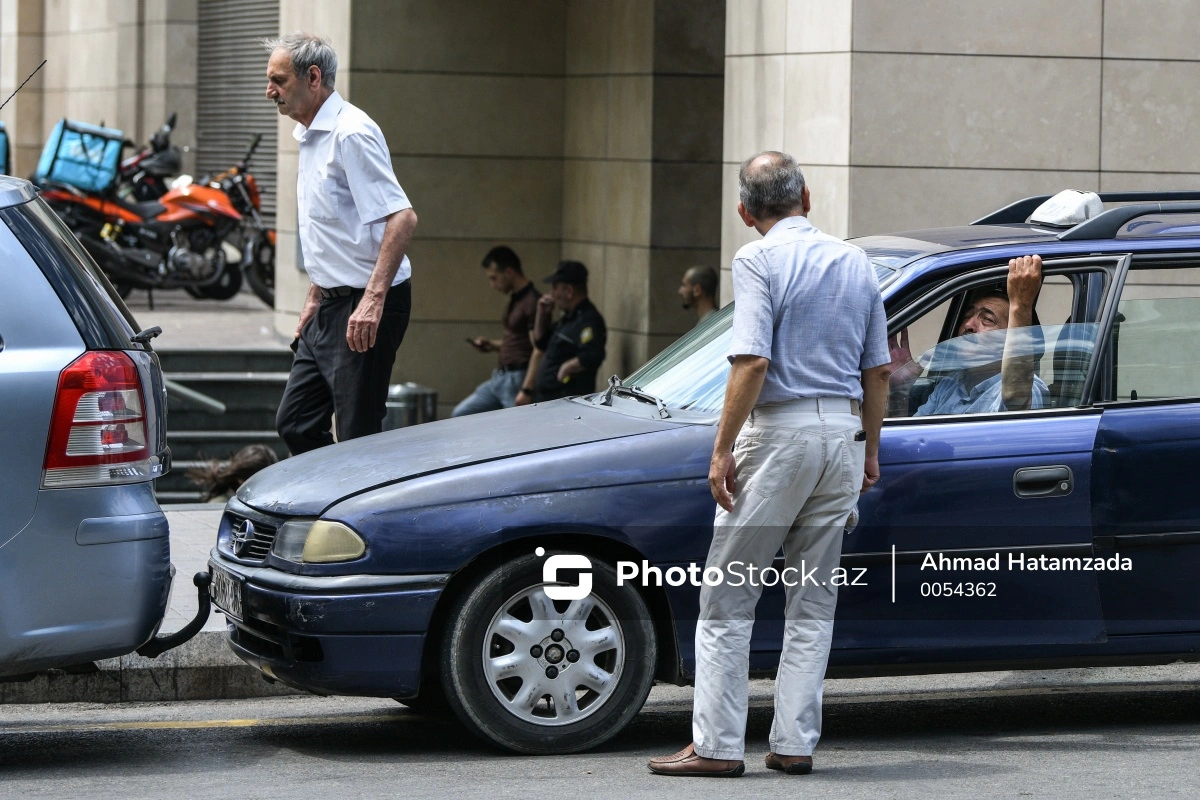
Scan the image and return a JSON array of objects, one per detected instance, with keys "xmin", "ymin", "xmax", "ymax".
[{"xmin": 4, "ymin": 0, "xmax": 1199, "ymax": 416}]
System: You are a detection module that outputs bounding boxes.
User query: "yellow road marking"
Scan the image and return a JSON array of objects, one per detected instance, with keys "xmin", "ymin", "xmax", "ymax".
[{"xmin": 0, "ymin": 713, "xmax": 401, "ymax": 735}]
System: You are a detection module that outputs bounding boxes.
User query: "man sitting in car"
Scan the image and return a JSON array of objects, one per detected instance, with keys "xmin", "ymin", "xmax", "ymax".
[{"xmin": 907, "ymin": 255, "xmax": 1049, "ymax": 416}]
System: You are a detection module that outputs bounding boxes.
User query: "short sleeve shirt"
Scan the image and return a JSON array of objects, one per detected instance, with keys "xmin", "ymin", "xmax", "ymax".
[
  {"xmin": 535, "ymin": 299, "xmax": 607, "ymax": 400},
  {"xmin": 729, "ymin": 215, "xmax": 889, "ymax": 404},
  {"xmin": 293, "ymin": 91, "xmax": 412, "ymax": 288},
  {"xmin": 497, "ymin": 283, "xmax": 540, "ymax": 369},
  {"xmin": 915, "ymin": 372, "xmax": 1049, "ymax": 416}
]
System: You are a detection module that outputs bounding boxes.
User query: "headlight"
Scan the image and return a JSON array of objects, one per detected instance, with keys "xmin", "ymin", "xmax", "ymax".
[
  {"xmin": 271, "ymin": 519, "xmax": 366, "ymax": 564},
  {"xmin": 272, "ymin": 519, "xmax": 314, "ymax": 562}
]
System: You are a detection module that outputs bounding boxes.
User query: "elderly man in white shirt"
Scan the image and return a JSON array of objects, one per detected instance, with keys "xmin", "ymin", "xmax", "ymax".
[{"xmin": 264, "ymin": 32, "xmax": 418, "ymax": 454}]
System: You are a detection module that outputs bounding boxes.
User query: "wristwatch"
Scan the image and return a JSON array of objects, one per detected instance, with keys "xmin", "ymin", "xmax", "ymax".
[{"xmin": 519, "ymin": 387, "xmax": 534, "ymax": 396}]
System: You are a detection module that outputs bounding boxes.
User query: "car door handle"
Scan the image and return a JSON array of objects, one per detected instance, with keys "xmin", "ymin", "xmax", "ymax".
[{"xmin": 1014, "ymin": 465, "xmax": 1073, "ymax": 498}]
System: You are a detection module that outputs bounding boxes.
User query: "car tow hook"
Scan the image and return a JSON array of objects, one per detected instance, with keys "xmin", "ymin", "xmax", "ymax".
[{"xmin": 136, "ymin": 571, "xmax": 213, "ymax": 658}]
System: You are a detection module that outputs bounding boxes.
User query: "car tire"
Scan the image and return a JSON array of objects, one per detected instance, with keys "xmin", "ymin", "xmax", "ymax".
[{"xmin": 440, "ymin": 553, "xmax": 656, "ymax": 754}]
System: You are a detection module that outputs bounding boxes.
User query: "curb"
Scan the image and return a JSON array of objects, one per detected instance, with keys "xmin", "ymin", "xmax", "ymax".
[{"xmin": 0, "ymin": 631, "xmax": 301, "ymax": 704}]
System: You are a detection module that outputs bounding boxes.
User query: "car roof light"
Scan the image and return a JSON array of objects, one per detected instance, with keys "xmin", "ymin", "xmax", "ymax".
[{"xmin": 1028, "ymin": 190, "xmax": 1105, "ymax": 228}]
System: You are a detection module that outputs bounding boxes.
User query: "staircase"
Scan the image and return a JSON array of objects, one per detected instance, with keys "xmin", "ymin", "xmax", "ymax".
[{"xmin": 155, "ymin": 349, "xmax": 293, "ymax": 504}]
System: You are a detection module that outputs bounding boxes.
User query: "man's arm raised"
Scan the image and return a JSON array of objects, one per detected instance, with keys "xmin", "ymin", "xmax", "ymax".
[{"xmin": 1001, "ymin": 254, "xmax": 1043, "ymax": 410}]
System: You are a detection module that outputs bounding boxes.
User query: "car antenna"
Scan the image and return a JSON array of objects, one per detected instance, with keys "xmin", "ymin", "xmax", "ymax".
[{"xmin": 0, "ymin": 59, "xmax": 46, "ymax": 114}]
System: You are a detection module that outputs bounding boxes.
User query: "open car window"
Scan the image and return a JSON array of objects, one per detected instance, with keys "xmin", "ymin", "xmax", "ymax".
[
  {"xmin": 888, "ymin": 323, "xmax": 1101, "ymax": 418},
  {"xmin": 885, "ymin": 267, "xmax": 1116, "ymax": 418}
]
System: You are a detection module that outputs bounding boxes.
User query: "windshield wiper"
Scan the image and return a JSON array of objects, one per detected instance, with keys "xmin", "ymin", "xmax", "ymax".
[{"xmin": 597, "ymin": 375, "xmax": 670, "ymax": 418}]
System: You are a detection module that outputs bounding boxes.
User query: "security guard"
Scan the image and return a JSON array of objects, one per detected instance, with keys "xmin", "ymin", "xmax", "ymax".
[{"xmin": 530, "ymin": 260, "xmax": 607, "ymax": 401}]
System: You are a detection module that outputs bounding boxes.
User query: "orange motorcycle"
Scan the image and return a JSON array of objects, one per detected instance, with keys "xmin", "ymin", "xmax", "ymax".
[{"xmin": 35, "ymin": 118, "xmax": 245, "ymax": 299}]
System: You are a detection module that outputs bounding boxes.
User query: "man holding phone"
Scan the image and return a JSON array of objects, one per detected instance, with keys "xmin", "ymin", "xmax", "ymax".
[{"xmin": 452, "ymin": 246, "xmax": 542, "ymax": 416}]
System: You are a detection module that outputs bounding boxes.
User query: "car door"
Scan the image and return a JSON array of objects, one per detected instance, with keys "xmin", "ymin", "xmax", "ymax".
[
  {"xmin": 1091, "ymin": 257, "xmax": 1200, "ymax": 634},
  {"xmin": 832, "ymin": 255, "xmax": 1131, "ymax": 653}
]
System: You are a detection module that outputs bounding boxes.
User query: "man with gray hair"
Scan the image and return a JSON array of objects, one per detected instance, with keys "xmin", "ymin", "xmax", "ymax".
[
  {"xmin": 265, "ymin": 32, "xmax": 419, "ymax": 454},
  {"xmin": 649, "ymin": 152, "xmax": 891, "ymax": 778}
]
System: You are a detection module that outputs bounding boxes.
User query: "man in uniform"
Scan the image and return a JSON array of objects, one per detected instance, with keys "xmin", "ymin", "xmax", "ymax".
[
  {"xmin": 531, "ymin": 260, "xmax": 607, "ymax": 401},
  {"xmin": 266, "ymin": 32, "xmax": 418, "ymax": 454},
  {"xmin": 453, "ymin": 246, "xmax": 541, "ymax": 415},
  {"xmin": 649, "ymin": 152, "xmax": 891, "ymax": 778}
]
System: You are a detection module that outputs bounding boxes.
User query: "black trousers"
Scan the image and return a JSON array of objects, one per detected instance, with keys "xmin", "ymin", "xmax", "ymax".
[{"xmin": 276, "ymin": 280, "xmax": 411, "ymax": 455}]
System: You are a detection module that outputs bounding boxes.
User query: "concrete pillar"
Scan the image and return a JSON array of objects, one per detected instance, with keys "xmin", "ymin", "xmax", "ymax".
[
  {"xmin": 563, "ymin": 0, "xmax": 724, "ymax": 377},
  {"xmin": 720, "ymin": 0, "xmax": 852, "ymax": 305}
]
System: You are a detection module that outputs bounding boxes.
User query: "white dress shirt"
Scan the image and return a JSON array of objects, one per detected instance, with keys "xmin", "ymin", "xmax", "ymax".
[{"xmin": 293, "ymin": 91, "xmax": 412, "ymax": 288}]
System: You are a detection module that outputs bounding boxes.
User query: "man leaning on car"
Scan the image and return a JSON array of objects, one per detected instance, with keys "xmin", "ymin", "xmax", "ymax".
[{"xmin": 649, "ymin": 151, "xmax": 891, "ymax": 778}]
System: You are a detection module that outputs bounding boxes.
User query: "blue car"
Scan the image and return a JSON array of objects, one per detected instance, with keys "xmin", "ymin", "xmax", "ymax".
[{"xmin": 210, "ymin": 190, "xmax": 1200, "ymax": 754}]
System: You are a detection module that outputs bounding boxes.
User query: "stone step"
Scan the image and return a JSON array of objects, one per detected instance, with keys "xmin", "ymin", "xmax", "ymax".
[
  {"xmin": 165, "ymin": 430, "xmax": 287, "ymax": 463},
  {"xmin": 156, "ymin": 349, "xmax": 293, "ymax": 375}
]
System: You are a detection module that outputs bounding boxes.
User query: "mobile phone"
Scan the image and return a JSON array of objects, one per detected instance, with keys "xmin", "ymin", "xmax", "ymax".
[{"xmin": 854, "ymin": 430, "xmax": 867, "ymax": 442}]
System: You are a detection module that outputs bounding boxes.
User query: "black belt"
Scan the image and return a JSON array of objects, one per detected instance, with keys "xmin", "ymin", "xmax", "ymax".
[
  {"xmin": 499, "ymin": 363, "xmax": 529, "ymax": 372},
  {"xmin": 318, "ymin": 285, "xmax": 357, "ymax": 299}
]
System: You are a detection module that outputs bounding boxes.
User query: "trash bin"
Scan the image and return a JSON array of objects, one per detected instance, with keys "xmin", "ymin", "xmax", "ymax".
[{"xmin": 383, "ymin": 382, "xmax": 437, "ymax": 430}]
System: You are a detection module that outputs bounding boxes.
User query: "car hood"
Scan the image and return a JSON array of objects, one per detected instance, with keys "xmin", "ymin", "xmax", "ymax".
[{"xmin": 238, "ymin": 398, "xmax": 679, "ymax": 516}]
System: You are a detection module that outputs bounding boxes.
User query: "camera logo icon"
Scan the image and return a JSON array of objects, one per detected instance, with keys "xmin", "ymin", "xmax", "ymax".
[{"xmin": 536, "ymin": 547, "xmax": 593, "ymax": 601}]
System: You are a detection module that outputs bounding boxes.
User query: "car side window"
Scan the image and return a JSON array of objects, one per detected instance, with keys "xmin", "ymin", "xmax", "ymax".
[
  {"xmin": 887, "ymin": 274, "xmax": 1101, "ymax": 418},
  {"xmin": 1108, "ymin": 265, "xmax": 1200, "ymax": 402}
]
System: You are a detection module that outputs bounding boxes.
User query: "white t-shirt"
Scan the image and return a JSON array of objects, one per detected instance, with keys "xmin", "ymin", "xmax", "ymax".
[{"xmin": 293, "ymin": 91, "xmax": 412, "ymax": 288}]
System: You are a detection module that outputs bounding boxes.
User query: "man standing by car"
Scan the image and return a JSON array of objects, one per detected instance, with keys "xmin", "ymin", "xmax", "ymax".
[
  {"xmin": 453, "ymin": 246, "xmax": 541, "ymax": 415},
  {"xmin": 266, "ymin": 32, "xmax": 419, "ymax": 454},
  {"xmin": 531, "ymin": 260, "xmax": 607, "ymax": 401},
  {"xmin": 649, "ymin": 152, "xmax": 891, "ymax": 778}
]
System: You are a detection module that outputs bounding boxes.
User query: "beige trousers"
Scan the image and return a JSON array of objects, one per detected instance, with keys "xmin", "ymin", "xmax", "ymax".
[{"xmin": 692, "ymin": 397, "xmax": 864, "ymax": 760}]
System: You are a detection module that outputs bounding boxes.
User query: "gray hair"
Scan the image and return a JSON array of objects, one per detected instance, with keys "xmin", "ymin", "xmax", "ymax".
[
  {"xmin": 738, "ymin": 151, "xmax": 806, "ymax": 220},
  {"xmin": 262, "ymin": 32, "xmax": 337, "ymax": 89}
]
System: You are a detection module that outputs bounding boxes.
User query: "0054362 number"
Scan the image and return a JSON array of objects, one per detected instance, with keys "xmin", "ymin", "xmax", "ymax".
[{"xmin": 920, "ymin": 582, "xmax": 997, "ymax": 598}]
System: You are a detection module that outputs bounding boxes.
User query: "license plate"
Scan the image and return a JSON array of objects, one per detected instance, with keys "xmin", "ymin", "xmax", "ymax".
[{"xmin": 210, "ymin": 563, "xmax": 244, "ymax": 620}]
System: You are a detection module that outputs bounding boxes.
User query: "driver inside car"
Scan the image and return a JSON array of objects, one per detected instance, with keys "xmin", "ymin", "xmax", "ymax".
[{"xmin": 891, "ymin": 254, "xmax": 1049, "ymax": 416}]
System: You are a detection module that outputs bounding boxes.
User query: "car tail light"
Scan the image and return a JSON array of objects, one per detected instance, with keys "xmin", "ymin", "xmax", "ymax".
[{"xmin": 43, "ymin": 351, "xmax": 157, "ymax": 488}]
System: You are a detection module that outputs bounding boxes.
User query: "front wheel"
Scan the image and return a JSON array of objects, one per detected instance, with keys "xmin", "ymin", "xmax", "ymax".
[{"xmin": 440, "ymin": 553, "xmax": 657, "ymax": 754}]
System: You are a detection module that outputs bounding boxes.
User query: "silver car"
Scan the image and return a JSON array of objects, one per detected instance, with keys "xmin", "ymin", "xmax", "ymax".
[{"xmin": 0, "ymin": 176, "xmax": 202, "ymax": 677}]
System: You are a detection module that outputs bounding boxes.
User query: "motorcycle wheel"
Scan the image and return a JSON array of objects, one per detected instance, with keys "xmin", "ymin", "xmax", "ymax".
[
  {"xmin": 245, "ymin": 238, "xmax": 275, "ymax": 308},
  {"xmin": 192, "ymin": 263, "xmax": 244, "ymax": 301},
  {"xmin": 114, "ymin": 281, "xmax": 134, "ymax": 300}
]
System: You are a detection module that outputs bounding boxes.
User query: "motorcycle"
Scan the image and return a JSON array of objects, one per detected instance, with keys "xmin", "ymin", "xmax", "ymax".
[
  {"xmin": 36, "ymin": 117, "xmax": 246, "ymax": 301},
  {"xmin": 118, "ymin": 124, "xmax": 275, "ymax": 307}
]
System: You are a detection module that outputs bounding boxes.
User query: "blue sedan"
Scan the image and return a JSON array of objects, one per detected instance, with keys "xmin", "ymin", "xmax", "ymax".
[{"xmin": 209, "ymin": 191, "xmax": 1200, "ymax": 754}]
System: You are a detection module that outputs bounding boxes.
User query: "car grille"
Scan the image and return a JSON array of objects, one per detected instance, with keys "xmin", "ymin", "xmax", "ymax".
[{"xmin": 224, "ymin": 505, "xmax": 281, "ymax": 563}]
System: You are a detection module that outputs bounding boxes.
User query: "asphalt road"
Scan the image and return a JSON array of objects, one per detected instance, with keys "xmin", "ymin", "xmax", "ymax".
[{"xmin": 2, "ymin": 675, "xmax": 1198, "ymax": 799}]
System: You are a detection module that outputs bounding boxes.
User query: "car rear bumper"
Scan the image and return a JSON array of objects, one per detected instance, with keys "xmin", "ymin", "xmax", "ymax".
[
  {"xmin": 0, "ymin": 484, "xmax": 171, "ymax": 676},
  {"xmin": 209, "ymin": 552, "xmax": 449, "ymax": 697}
]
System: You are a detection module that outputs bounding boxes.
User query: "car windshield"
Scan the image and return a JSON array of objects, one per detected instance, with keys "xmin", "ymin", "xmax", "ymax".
[
  {"xmin": 622, "ymin": 304, "xmax": 734, "ymax": 413},
  {"xmin": 620, "ymin": 262, "xmax": 896, "ymax": 413}
]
